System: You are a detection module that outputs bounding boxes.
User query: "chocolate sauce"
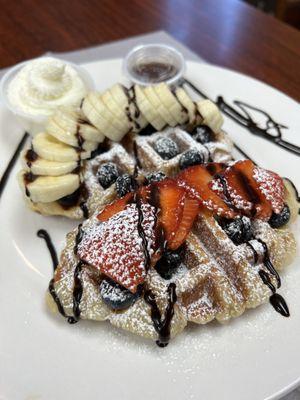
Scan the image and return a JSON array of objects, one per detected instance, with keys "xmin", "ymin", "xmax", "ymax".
[
  {"xmin": 257, "ymin": 239, "xmax": 281, "ymax": 288},
  {"xmin": 37, "ymin": 229, "xmax": 58, "ymax": 270},
  {"xmin": 37, "ymin": 229, "xmax": 77, "ymax": 324},
  {"xmin": 25, "ymin": 148, "xmax": 38, "ymax": 167},
  {"xmin": 246, "ymin": 239, "xmax": 289, "ymax": 317},
  {"xmin": 269, "ymin": 293, "xmax": 290, "ymax": 317},
  {"xmin": 124, "ymin": 87, "xmax": 140, "ymax": 130},
  {"xmin": 79, "ymin": 183, "xmax": 89, "ymax": 219},
  {"xmin": 24, "ymin": 172, "xmax": 37, "ymax": 197},
  {"xmin": 144, "ymin": 283, "xmax": 177, "ymax": 347},
  {"xmin": 216, "ymin": 97, "xmax": 300, "ymax": 156},
  {"xmin": 134, "ymin": 192, "xmax": 151, "ymax": 272},
  {"xmin": 58, "ymin": 188, "xmax": 81, "ymax": 209},
  {"xmin": 0, "ymin": 132, "xmax": 29, "ymax": 199},
  {"xmin": 74, "ymin": 223, "xmax": 83, "ymax": 255},
  {"xmin": 215, "ymin": 173, "xmax": 236, "ymax": 210},
  {"xmin": 132, "ymin": 62, "xmax": 178, "ymax": 84},
  {"xmin": 133, "ymin": 140, "xmax": 142, "ymax": 171},
  {"xmin": 184, "ymin": 78, "xmax": 299, "ymax": 157},
  {"xmin": 72, "ymin": 261, "xmax": 84, "ymax": 321}
]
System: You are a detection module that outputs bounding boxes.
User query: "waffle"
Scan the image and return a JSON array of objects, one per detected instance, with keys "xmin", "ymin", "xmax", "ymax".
[
  {"xmin": 135, "ymin": 127, "xmax": 233, "ymax": 176},
  {"xmin": 46, "ymin": 179, "xmax": 297, "ymax": 343}
]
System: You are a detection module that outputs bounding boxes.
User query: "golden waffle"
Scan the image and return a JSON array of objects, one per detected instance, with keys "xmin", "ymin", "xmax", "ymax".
[
  {"xmin": 135, "ymin": 127, "xmax": 233, "ymax": 176},
  {"xmin": 47, "ymin": 182, "xmax": 297, "ymax": 343}
]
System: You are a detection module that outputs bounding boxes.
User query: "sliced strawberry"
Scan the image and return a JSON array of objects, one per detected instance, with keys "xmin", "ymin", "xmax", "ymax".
[
  {"xmin": 228, "ymin": 160, "xmax": 272, "ymax": 220},
  {"xmin": 155, "ymin": 179, "xmax": 186, "ymax": 243},
  {"xmin": 97, "ymin": 192, "xmax": 133, "ymax": 222},
  {"xmin": 168, "ymin": 195, "xmax": 199, "ymax": 250},
  {"xmin": 79, "ymin": 202, "xmax": 157, "ymax": 292},
  {"xmin": 253, "ymin": 167, "xmax": 285, "ymax": 214},
  {"xmin": 177, "ymin": 165, "xmax": 236, "ymax": 218}
]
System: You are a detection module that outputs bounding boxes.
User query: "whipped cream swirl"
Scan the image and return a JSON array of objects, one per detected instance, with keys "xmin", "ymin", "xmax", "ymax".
[{"xmin": 8, "ymin": 57, "xmax": 88, "ymax": 116}]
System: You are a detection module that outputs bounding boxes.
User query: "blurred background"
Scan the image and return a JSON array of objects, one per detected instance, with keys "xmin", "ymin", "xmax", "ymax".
[{"xmin": 243, "ymin": 0, "xmax": 300, "ymax": 27}]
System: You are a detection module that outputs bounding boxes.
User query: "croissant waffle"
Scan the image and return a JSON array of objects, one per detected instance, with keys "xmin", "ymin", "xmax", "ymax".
[{"xmin": 47, "ymin": 180, "xmax": 297, "ymax": 343}]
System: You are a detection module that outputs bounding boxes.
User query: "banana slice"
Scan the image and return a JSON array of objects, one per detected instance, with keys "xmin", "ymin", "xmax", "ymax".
[
  {"xmin": 47, "ymin": 108, "xmax": 104, "ymax": 145},
  {"xmin": 154, "ymin": 83, "xmax": 188, "ymax": 125},
  {"xmin": 101, "ymin": 89, "xmax": 131, "ymax": 133},
  {"xmin": 197, "ymin": 100, "xmax": 224, "ymax": 133},
  {"xmin": 32, "ymin": 133, "xmax": 91, "ymax": 162},
  {"xmin": 19, "ymin": 171, "xmax": 80, "ymax": 203},
  {"xmin": 134, "ymin": 85, "xmax": 165, "ymax": 130},
  {"xmin": 82, "ymin": 93, "xmax": 125, "ymax": 141},
  {"xmin": 21, "ymin": 150, "xmax": 78, "ymax": 176},
  {"xmin": 175, "ymin": 87, "xmax": 199, "ymax": 125},
  {"xmin": 109, "ymin": 84, "xmax": 147, "ymax": 132},
  {"xmin": 144, "ymin": 86, "xmax": 177, "ymax": 127}
]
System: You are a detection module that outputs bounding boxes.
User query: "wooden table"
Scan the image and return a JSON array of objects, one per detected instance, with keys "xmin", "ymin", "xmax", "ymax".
[{"xmin": 1, "ymin": 0, "xmax": 300, "ymax": 101}]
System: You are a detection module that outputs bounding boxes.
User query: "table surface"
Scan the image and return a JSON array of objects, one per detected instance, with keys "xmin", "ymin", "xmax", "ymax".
[{"xmin": 1, "ymin": 0, "xmax": 300, "ymax": 101}]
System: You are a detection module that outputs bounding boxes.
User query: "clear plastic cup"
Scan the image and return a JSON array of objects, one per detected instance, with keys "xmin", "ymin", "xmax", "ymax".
[
  {"xmin": 0, "ymin": 57, "xmax": 95, "ymax": 136},
  {"xmin": 123, "ymin": 44, "xmax": 186, "ymax": 86}
]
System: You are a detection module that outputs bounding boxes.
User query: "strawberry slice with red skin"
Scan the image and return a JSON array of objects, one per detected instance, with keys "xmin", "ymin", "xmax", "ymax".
[
  {"xmin": 253, "ymin": 167, "xmax": 285, "ymax": 214},
  {"xmin": 168, "ymin": 194, "xmax": 200, "ymax": 250},
  {"xmin": 177, "ymin": 165, "xmax": 237, "ymax": 219},
  {"xmin": 227, "ymin": 160, "xmax": 273, "ymax": 220},
  {"xmin": 80, "ymin": 202, "xmax": 157, "ymax": 293},
  {"xmin": 97, "ymin": 192, "xmax": 133, "ymax": 222},
  {"xmin": 155, "ymin": 179, "xmax": 186, "ymax": 243}
]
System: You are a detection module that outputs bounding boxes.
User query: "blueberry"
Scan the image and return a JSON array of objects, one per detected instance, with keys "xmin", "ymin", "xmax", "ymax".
[
  {"xmin": 179, "ymin": 149, "xmax": 203, "ymax": 170},
  {"xmin": 97, "ymin": 163, "xmax": 119, "ymax": 189},
  {"xmin": 116, "ymin": 174, "xmax": 135, "ymax": 197},
  {"xmin": 99, "ymin": 279, "xmax": 140, "ymax": 310},
  {"xmin": 153, "ymin": 137, "xmax": 179, "ymax": 160},
  {"xmin": 155, "ymin": 246, "xmax": 185, "ymax": 280},
  {"xmin": 146, "ymin": 171, "xmax": 166, "ymax": 184},
  {"xmin": 192, "ymin": 125, "xmax": 214, "ymax": 144},
  {"xmin": 220, "ymin": 216, "xmax": 252, "ymax": 245},
  {"xmin": 269, "ymin": 204, "xmax": 290, "ymax": 228}
]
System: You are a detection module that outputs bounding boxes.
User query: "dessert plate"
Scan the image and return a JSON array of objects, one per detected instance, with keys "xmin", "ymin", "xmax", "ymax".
[{"xmin": 0, "ymin": 59, "xmax": 299, "ymax": 400}]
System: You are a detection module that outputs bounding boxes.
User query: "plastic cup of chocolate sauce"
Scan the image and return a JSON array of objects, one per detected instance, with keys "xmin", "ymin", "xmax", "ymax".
[{"xmin": 123, "ymin": 44, "xmax": 186, "ymax": 86}]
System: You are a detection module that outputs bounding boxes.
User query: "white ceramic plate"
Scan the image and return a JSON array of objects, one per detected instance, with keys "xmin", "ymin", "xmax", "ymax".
[{"xmin": 0, "ymin": 59, "xmax": 299, "ymax": 400}]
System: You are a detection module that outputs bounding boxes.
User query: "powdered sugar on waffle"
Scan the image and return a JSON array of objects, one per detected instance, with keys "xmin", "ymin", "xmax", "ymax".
[
  {"xmin": 253, "ymin": 166, "xmax": 284, "ymax": 214},
  {"xmin": 77, "ymin": 203, "xmax": 156, "ymax": 292}
]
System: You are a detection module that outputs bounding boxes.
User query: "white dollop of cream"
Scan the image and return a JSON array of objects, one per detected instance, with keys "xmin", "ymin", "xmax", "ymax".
[{"xmin": 7, "ymin": 57, "xmax": 88, "ymax": 116}]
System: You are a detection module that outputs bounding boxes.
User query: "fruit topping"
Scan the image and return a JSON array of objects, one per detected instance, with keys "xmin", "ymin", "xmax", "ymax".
[
  {"xmin": 211, "ymin": 160, "xmax": 276, "ymax": 220},
  {"xmin": 146, "ymin": 171, "xmax": 166, "ymax": 184},
  {"xmin": 155, "ymin": 179, "xmax": 186, "ymax": 243},
  {"xmin": 97, "ymin": 162, "xmax": 119, "ymax": 189},
  {"xmin": 192, "ymin": 125, "xmax": 214, "ymax": 144},
  {"xmin": 153, "ymin": 137, "xmax": 179, "ymax": 160},
  {"xmin": 219, "ymin": 216, "xmax": 252, "ymax": 245},
  {"xmin": 179, "ymin": 149, "xmax": 204, "ymax": 170},
  {"xmin": 99, "ymin": 278, "xmax": 141, "ymax": 310},
  {"xmin": 155, "ymin": 245, "xmax": 186, "ymax": 280},
  {"xmin": 168, "ymin": 195, "xmax": 199, "ymax": 250},
  {"xmin": 269, "ymin": 204, "xmax": 290, "ymax": 228},
  {"xmin": 177, "ymin": 165, "xmax": 236, "ymax": 218},
  {"xmin": 253, "ymin": 167, "xmax": 285, "ymax": 214},
  {"xmin": 115, "ymin": 173, "xmax": 135, "ymax": 197},
  {"xmin": 78, "ymin": 202, "xmax": 157, "ymax": 292},
  {"xmin": 97, "ymin": 192, "xmax": 133, "ymax": 222}
]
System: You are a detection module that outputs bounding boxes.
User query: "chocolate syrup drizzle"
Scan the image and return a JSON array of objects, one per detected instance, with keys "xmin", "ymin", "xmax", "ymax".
[
  {"xmin": 184, "ymin": 78, "xmax": 300, "ymax": 157},
  {"xmin": 37, "ymin": 229, "xmax": 77, "ymax": 324},
  {"xmin": 132, "ymin": 140, "xmax": 177, "ymax": 346},
  {"xmin": 144, "ymin": 283, "xmax": 177, "ymax": 347},
  {"xmin": 246, "ymin": 240, "xmax": 289, "ymax": 317},
  {"xmin": 0, "ymin": 132, "xmax": 29, "ymax": 199}
]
